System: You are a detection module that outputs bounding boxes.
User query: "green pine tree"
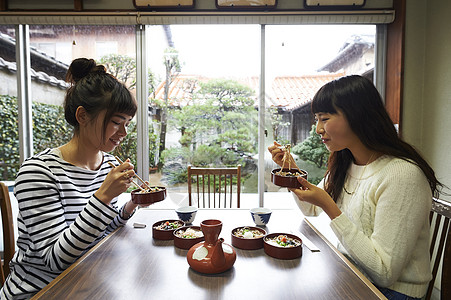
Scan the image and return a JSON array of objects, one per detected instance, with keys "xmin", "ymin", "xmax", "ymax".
[{"xmin": 292, "ymin": 125, "xmax": 329, "ymax": 169}]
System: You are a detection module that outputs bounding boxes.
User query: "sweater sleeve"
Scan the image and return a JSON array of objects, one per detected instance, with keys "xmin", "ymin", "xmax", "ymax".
[
  {"xmin": 15, "ymin": 158, "xmax": 121, "ymax": 272},
  {"xmin": 291, "ymin": 178, "xmax": 325, "ymax": 216},
  {"xmin": 329, "ymin": 161, "xmax": 432, "ymax": 287}
]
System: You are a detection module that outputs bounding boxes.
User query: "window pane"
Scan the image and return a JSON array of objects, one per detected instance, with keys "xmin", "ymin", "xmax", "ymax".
[
  {"xmin": 0, "ymin": 25, "xmax": 18, "ymax": 181},
  {"xmin": 264, "ymin": 25, "xmax": 376, "ymax": 207},
  {"xmin": 146, "ymin": 25, "xmax": 260, "ymax": 207},
  {"xmin": 27, "ymin": 25, "xmax": 136, "ymax": 176}
]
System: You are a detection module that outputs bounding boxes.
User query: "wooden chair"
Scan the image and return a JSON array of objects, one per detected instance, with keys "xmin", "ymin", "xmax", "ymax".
[
  {"xmin": 0, "ymin": 182, "xmax": 15, "ymax": 285},
  {"xmin": 426, "ymin": 197, "xmax": 451, "ymax": 300},
  {"xmin": 187, "ymin": 165, "xmax": 241, "ymax": 208}
]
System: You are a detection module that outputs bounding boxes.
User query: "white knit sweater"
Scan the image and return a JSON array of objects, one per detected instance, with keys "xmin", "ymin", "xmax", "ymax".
[{"xmin": 294, "ymin": 155, "xmax": 432, "ymax": 298}]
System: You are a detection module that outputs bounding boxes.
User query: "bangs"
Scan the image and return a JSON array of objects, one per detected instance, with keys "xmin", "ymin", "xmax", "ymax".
[
  {"xmin": 111, "ymin": 84, "xmax": 137, "ymax": 117},
  {"xmin": 102, "ymin": 83, "xmax": 137, "ymax": 133},
  {"xmin": 311, "ymin": 83, "xmax": 337, "ymax": 114}
]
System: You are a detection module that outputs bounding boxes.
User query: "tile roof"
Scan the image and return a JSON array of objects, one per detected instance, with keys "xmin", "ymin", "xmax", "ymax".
[
  {"xmin": 318, "ymin": 35, "xmax": 374, "ymax": 73},
  {"xmin": 152, "ymin": 72, "xmax": 344, "ymax": 111},
  {"xmin": 267, "ymin": 73, "xmax": 344, "ymax": 110},
  {"xmin": 0, "ymin": 57, "xmax": 68, "ymax": 89}
]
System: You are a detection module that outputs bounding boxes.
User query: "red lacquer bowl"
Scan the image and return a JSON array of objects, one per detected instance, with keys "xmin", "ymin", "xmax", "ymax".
[
  {"xmin": 263, "ymin": 233, "xmax": 303, "ymax": 260},
  {"xmin": 173, "ymin": 226, "xmax": 204, "ymax": 250},
  {"xmin": 231, "ymin": 226, "xmax": 266, "ymax": 250},
  {"xmin": 131, "ymin": 186, "xmax": 167, "ymax": 205},
  {"xmin": 152, "ymin": 219, "xmax": 185, "ymax": 240},
  {"xmin": 271, "ymin": 168, "xmax": 307, "ymax": 188}
]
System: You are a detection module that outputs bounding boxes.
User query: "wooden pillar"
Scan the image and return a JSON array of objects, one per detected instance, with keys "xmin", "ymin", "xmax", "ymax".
[
  {"xmin": 74, "ymin": 0, "xmax": 83, "ymax": 11},
  {"xmin": 0, "ymin": 0, "xmax": 7, "ymax": 11},
  {"xmin": 385, "ymin": 0, "xmax": 406, "ymax": 135}
]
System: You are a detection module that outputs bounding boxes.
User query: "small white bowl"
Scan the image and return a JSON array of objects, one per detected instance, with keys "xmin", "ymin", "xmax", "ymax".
[
  {"xmin": 250, "ymin": 207, "xmax": 272, "ymax": 226},
  {"xmin": 175, "ymin": 206, "xmax": 198, "ymax": 224}
]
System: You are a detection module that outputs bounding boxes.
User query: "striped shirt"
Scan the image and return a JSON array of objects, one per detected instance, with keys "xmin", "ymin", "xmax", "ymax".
[{"xmin": 1, "ymin": 148, "xmax": 131, "ymax": 299}]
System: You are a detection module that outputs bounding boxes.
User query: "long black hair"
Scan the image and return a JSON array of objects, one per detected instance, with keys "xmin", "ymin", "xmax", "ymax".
[{"xmin": 311, "ymin": 75, "xmax": 442, "ymax": 201}]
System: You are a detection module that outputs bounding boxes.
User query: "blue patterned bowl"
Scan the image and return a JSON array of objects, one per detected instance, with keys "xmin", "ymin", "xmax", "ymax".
[
  {"xmin": 175, "ymin": 206, "xmax": 198, "ymax": 224},
  {"xmin": 250, "ymin": 207, "xmax": 272, "ymax": 226}
]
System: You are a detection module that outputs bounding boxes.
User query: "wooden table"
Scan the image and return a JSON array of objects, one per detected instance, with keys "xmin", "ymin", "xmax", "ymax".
[{"xmin": 33, "ymin": 209, "xmax": 386, "ymax": 300}]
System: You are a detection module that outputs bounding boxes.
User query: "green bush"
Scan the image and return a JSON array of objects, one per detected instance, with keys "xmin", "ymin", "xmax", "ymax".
[
  {"xmin": 292, "ymin": 125, "xmax": 329, "ymax": 169},
  {"xmin": 0, "ymin": 95, "xmax": 21, "ymax": 180},
  {"xmin": 112, "ymin": 121, "xmax": 159, "ymax": 173},
  {"xmin": 160, "ymin": 144, "xmax": 251, "ymax": 185},
  {"xmin": 0, "ymin": 95, "xmax": 72, "ymax": 180},
  {"xmin": 292, "ymin": 124, "xmax": 329, "ymax": 185},
  {"xmin": 0, "ymin": 95, "xmax": 158, "ymax": 180}
]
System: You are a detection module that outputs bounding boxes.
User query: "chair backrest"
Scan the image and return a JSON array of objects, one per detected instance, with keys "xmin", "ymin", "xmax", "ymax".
[
  {"xmin": 187, "ymin": 165, "xmax": 241, "ymax": 208},
  {"xmin": 426, "ymin": 197, "xmax": 451, "ymax": 300},
  {"xmin": 0, "ymin": 182, "xmax": 15, "ymax": 284}
]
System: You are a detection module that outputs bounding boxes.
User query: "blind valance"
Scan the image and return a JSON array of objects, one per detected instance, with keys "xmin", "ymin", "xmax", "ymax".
[{"xmin": 0, "ymin": 10, "xmax": 394, "ymax": 25}]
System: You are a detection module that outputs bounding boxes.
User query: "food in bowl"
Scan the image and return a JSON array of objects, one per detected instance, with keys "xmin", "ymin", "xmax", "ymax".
[
  {"xmin": 231, "ymin": 226, "xmax": 266, "ymax": 250},
  {"xmin": 263, "ymin": 233, "xmax": 303, "ymax": 259},
  {"xmin": 152, "ymin": 219, "xmax": 185, "ymax": 240},
  {"xmin": 173, "ymin": 226, "xmax": 205, "ymax": 250},
  {"xmin": 271, "ymin": 168, "xmax": 307, "ymax": 188},
  {"xmin": 233, "ymin": 226, "xmax": 265, "ymax": 239},
  {"xmin": 265, "ymin": 234, "xmax": 301, "ymax": 248},
  {"xmin": 270, "ymin": 144, "xmax": 308, "ymax": 188},
  {"xmin": 155, "ymin": 220, "xmax": 183, "ymax": 230},
  {"xmin": 131, "ymin": 186, "xmax": 167, "ymax": 205},
  {"xmin": 174, "ymin": 227, "xmax": 204, "ymax": 239},
  {"xmin": 275, "ymin": 169, "xmax": 307, "ymax": 178},
  {"xmin": 137, "ymin": 186, "xmax": 164, "ymax": 193}
]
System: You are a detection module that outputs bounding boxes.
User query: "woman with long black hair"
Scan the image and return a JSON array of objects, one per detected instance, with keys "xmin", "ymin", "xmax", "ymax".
[{"xmin": 269, "ymin": 75, "xmax": 444, "ymax": 300}]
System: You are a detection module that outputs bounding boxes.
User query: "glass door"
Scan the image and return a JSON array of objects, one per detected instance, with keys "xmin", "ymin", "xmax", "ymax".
[
  {"xmin": 146, "ymin": 24, "xmax": 260, "ymax": 208},
  {"xmin": 263, "ymin": 25, "xmax": 376, "ymax": 208}
]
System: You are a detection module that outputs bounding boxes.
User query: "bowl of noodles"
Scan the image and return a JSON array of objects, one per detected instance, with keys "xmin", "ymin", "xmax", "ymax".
[
  {"xmin": 173, "ymin": 226, "xmax": 204, "ymax": 250},
  {"xmin": 231, "ymin": 226, "xmax": 267, "ymax": 250},
  {"xmin": 131, "ymin": 186, "xmax": 167, "ymax": 205},
  {"xmin": 271, "ymin": 168, "xmax": 307, "ymax": 189},
  {"xmin": 263, "ymin": 233, "xmax": 303, "ymax": 259},
  {"xmin": 152, "ymin": 219, "xmax": 185, "ymax": 240}
]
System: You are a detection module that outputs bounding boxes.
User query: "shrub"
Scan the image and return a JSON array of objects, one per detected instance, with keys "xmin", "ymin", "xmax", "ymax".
[
  {"xmin": 0, "ymin": 95, "xmax": 158, "ymax": 180},
  {"xmin": 0, "ymin": 95, "xmax": 72, "ymax": 180}
]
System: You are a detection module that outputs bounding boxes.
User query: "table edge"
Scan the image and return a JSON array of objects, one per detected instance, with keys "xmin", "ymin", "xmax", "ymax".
[
  {"xmin": 32, "ymin": 209, "xmax": 387, "ymax": 300},
  {"xmin": 31, "ymin": 227, "xmax": 120, "ymax": 299},
  {"xmin": 303, "ymin": 218, "xmax": 387, "ymax": 300}
]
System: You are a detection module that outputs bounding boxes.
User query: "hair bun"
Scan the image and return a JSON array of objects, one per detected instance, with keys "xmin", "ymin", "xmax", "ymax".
[{"xmin": 66, "ymin": 58, "xmax": 105, "ymax": 83}]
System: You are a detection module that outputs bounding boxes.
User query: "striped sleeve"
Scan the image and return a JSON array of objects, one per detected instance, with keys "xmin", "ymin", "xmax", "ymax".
[{"xmin": 15, "ymin": 156, "xmax": 117, "ymax": 272}]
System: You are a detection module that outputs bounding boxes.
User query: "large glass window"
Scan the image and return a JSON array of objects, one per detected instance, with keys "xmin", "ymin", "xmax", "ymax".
[
  {"xmin": 264, "ymin": 25, "xmax": 376, "ymax": 207},
  {"xmin": 27, "ymin": 25, "xmax": 136, "ymax": 172},
  {"xmin": 0, "ymin": 25, "xmax": 18, "ymax": 182},
  {"xmin": 146, "ymin": 25, "xmax": 260, "ymax": 207},
  {"xmin": 6, "ymin": 23, "xmax": 378, "ymax": 209},
  {"xmin": 144, "ymin": 24, "xmax": 376, "ymax": 208}
]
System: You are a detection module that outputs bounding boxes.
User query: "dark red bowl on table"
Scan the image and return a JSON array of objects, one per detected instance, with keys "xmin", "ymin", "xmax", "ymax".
[
  {"xmin": 263, "ymin": 233, "xmax": 303, "ymax": 259},
  {"xmin": 152, "ymin": 219, "xmax": 185, "ymax": 240},
  {"xmin": 231, "ymin": 226, "xmax": 266, "ymax": 250},
  {"xmin": 271, "ymin": 168, "xmax": 308, "ymax": 189},
  {"xmin": 173, "ymin": 226, "xmax": 204, "ymax": 250},
  {"xmin": 131, "ymin": 186, "xmax": 167, "ymax": 205}
]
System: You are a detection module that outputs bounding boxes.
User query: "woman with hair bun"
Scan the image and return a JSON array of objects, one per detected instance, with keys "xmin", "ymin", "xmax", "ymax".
[
  {"xmin": 1, "ymin": 58, "xmax": 140, "ymax": 299},
  {"xmin": 269, "ymin": 75, "xmax": 445, "ymax": 300}
]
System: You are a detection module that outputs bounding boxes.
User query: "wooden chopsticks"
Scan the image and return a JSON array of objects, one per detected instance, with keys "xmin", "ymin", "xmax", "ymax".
[
  {"xmin": 114, "ymin": 156, "xmax": 156, "ymax": 191},
  {"xmin": 107, "ymin": 161, "xmax": 145, "ymax": 191}
]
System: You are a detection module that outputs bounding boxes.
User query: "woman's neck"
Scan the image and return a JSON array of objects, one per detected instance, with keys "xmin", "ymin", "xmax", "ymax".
[
  {"xmin": 350, "ymin": 145, "xmax": 380, "ymax": 166},
  {"xmin": 59, "ymin": 138, "xmax": 103, "ymax": 170}
]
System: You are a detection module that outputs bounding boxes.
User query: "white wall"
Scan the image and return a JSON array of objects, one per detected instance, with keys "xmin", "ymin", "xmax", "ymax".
[
  {"xmin": 404, "ymin": 1, "xmax": 451, "ymax": 298},
  {"xmin": 404, "ymin": 0, "xmax": 451, "ymax": 201}
]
